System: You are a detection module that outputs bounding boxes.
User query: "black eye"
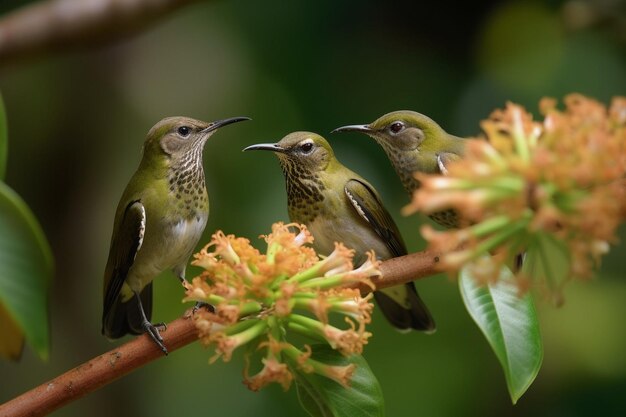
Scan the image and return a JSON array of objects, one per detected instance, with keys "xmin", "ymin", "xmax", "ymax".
[
  {"xmin": 389, "ymin": 121, "xmax": 405, "ymax": 134},
  {"xmin": 300, "ymin": 142, "xmax": 314, "ymax": 153},
  {"xmin": 177, "ymin": 126, "xmax": 191, "ymax": 137}
]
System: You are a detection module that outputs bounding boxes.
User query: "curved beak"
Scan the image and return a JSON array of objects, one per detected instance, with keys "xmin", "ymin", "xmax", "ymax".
[
  {"xmin": 242, "ymin": 143, "xmax": 286, "ymax": 153},
  {"xmin": 202, "ymin": 116, "xmax": 251, "ymax": 133},
  {"xmin": 331, "ymin": 124, "xmax": 372, "ymax": 134}
]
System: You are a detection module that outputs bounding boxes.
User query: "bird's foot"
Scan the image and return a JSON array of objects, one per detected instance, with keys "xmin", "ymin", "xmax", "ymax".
[{"xmin": 142, "ymin": 320, "xmax": 168, "ymax": 355}]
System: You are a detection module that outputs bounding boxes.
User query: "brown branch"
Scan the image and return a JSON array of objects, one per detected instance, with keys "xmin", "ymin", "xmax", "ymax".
[
  {"xmin": 0, "ymin": 0, "xmax": 202, "ymax": 63},
  {"xmin": 0, "ymin": 316, "xmax": 198, "ymax": 417},
  {"xmin": 0, "ymin": 250, "xmax": 441, "ymax": 417},
  {"xmin": 372, "ymin": 249, "xmax": 441, "ymax": 291}
]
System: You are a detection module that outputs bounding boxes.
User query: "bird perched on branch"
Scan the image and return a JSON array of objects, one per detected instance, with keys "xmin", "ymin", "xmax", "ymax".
[
  {"xmin": 102, "ymin": 115, "xmax": 250, "ymax": 354},
  {"xmin": 244, "ymin": 132, "xmax": 435, "ymax": 332}
]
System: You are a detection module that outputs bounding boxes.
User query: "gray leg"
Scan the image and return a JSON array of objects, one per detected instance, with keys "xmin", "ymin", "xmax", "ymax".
[{"xmin": 134, "ymin": 291, "xmax": 168, "ymax": 355}]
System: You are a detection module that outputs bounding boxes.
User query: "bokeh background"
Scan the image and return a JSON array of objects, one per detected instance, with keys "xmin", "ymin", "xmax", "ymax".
[{"xmin": 1, "ymin": 0, "xmax": 625, "ymax": 416}]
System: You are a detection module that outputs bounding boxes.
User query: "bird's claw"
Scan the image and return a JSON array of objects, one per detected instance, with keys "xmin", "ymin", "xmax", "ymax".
[{"xmin": 142, "ymin": 320, "xmax": 168, "ymax": 355}]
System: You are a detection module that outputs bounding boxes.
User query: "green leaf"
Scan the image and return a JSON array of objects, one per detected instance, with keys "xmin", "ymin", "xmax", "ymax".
[
  {"xmin": 459, "ymin": 264, "xmax": 543, "ymax": 404},
  {"xmin": 0, "ymin": 92, "xmax": 7, "ymax": 180},
  {"xmin": 0, "ymin": 181, "xmax": 53, "ymax": 360},
  {"xmin": 293, "ymin": 344, "xmax": 385, "ymax": 417},
  {"xmin": 296, "ymin": 371, "xmax": 334, "ymax": 417}
]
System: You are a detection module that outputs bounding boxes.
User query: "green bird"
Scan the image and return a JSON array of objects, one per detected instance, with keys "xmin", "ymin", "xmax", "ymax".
[
  {"xmin": 333, "ymin": 111, "xmax": 465, "ymax": 228},
  {"xmin": 334, "ymin": 112, "xmax": 529, "ymax": 272},
  {"xmin": 102, "ymin": 115, "xmax": 250, "ymax": 354},
  {"xmin": 244, "ymin": 132, "xmax": 435, "ymax": 332}
]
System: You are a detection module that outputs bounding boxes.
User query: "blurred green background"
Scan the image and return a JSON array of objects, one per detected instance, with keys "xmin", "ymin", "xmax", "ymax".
[{"xmin": 1, "ymin": 0, "xmax": 625, "ymax": 416}]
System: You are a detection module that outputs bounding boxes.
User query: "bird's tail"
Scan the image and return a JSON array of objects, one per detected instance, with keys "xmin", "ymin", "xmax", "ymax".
[
  {"xmin": 374, "ymin": 282, "xmax": 436, "ymax": 333},
  {"xmin": 102, "ymin": 283, "xmax": 153, "ymax": 339}
]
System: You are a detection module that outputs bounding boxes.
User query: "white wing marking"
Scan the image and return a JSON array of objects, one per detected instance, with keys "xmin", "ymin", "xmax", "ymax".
[
  {"xmin": 437, "ymin": 154, "xmax": 449, "ymax": 175},
  {"xmin": 131, "ymin": 201, "xmax": 146, "ymax": 259},
  {"xmin": 345, "ymin": 187, "xmax": 369, "ymax": 223}
]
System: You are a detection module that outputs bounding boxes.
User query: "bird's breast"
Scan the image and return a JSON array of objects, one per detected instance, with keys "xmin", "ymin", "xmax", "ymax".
[
  {"xmin": 126, "ymin": 213, "xmax": 208, "ymax": 290},
  {"xmin": 305, "ymin": 214, "xmax": 392, "ymax": 264},
  {"xmin": 164, "ymin": 215, "xmax": 208, "ymax": 262},
  {"xmin": 285, "ymin": 174, "xmax": 325, "ymax": 223}
]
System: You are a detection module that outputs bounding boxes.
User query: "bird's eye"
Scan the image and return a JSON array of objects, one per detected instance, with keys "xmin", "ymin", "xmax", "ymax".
[
  {"xmin": 300, "ymin": 142, "xmax": 314, "ymax": 153},
  {"xmin": 177, "ymin": 126, "xmax": 191, "ymax": 137},
  {"xmin": 389, "ymin": 121, "xmax": 405, "ymax": 134}
]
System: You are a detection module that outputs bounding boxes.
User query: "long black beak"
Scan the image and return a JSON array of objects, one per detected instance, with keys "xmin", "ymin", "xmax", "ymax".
[
  {"xmin": 242, "ymin": 143, "xmax": 286, "ymax": 153},
  {"xmin": 331, "ymin": 124, "xmax": 372, "ymax": 134},
  {"xmin": 202, "ymin": 116, "xmax": 251, "ymax": 133}
]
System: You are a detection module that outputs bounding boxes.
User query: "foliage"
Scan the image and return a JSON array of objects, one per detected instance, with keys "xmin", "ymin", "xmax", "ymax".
[
  {"xmin": 0, "ymin": 92, "xmax": 53, "ymax": 360},
  {"xmin": 295, "ymin": 344, "xmax": 385, "ymax": 417},
  {"xmin": 460, "ymin": 264, "xmax": 543, "ymax": 403},
  {"xmin": 406, "ymin": 95, "xmax": 625, "ymax": 403}
]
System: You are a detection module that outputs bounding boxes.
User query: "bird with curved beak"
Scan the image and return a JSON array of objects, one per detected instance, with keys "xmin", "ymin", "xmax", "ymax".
[
  {"xmin": 102, "ymin": 115, "xmax": 250, "ymax": 354},
  {"xmin": 244, "ymin": 132, "xmax": 435, "ymax": 333},
  {"xmin": 333, "ymin": 111, "xmax": 465, "ymax": 228}
]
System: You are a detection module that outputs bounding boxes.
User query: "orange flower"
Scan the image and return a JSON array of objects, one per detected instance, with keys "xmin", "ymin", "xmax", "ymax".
[
  {"xmin": 406, "ymin": 95, "xmax": 625, "ymax": 297},
  {"xmin": 323, "ymin": 319, "xmax": 371, "ymax": 356},
  {"xmin": 185, "ymin": 223, "xmax": 377, "ymax": 391},
  {"xmin": 244, "ymin": 356, "xmax": 293, "ymax": 391}
]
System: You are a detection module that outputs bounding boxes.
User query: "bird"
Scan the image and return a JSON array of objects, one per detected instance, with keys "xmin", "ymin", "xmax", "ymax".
[
  {"xmin": 333, "ymin": 111, "xmax": 465, "ymax": 228},
  {"xmin": 102, "ymin": 115, "xmax": 250, "ymax": 354},
  {"xmin": 334, "ymin": 112, "xmax": 526, "ymax": 269},
  {"xmin": 244, "ymin": 132, "xmax": 435, "ymax": 332}
]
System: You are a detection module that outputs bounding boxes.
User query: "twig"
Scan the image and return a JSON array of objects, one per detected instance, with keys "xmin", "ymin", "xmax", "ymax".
[
  {"xmin": 0, "ymin": 250, "xmax": 441, "ymax": 417},
  {"xmin": 0, "ymin": 316, "xmax": 198, "ymax": 417},
  {"xmin": 374, "ymin": 249, "xmax": 441, "ymax": 290},
  {"xmin": 0, "ymin": 0, "xmax": 201, "ymax": 62}
]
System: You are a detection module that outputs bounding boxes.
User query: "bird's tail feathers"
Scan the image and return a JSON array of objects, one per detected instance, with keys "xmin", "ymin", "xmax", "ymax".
[{"xmin": 374, "ymin": 283, "xmax": 436, "ymax": 333}]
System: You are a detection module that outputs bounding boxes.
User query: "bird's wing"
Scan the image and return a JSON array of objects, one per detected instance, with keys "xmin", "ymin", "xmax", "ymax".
[
  {"xmin": 436, "ymin": 152, "xmax": 462, "ymax": 175},
  {"xmin": 102, "ymin": 200, "xmax": 146, "ymax": 320},
  {"xmin": 344, "ymin": 179, "xmax": 407, "ymax": 257}
]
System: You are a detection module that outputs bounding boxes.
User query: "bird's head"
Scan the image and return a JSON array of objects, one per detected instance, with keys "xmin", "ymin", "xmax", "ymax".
[
  {"xmin": 333, "ymin": 110, "xmax": 446, "ymax": 153},
  {"xmin": 244, "ymin": 132, "xmax": 335, "ymax": 173},
  {"xmin": 143, "ymin": 116, "xmax": 250, "ymax": 161}
]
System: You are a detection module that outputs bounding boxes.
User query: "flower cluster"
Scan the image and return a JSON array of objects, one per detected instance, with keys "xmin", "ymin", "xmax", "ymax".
[
  {"xmin": 184, "ymin": 223, "xmax": 378, "ymax": 391},
  {"xmin": 406, "ymin": 94, "xmax": 625, "ymax": 298}
]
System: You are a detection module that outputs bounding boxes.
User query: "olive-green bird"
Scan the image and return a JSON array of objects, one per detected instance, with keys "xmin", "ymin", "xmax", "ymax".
[
  {"xmin": 336, "ymin": 112, "xmax": 527, "ymax": 270},
  {"xmin": 244, "ymin": 132, "xmax": 435, "ymax": 332},
  {"xmin": 102, "ymin": 116, "xmax": 250, "ymax": 354},
  {"xmin": 333, "ymin": 111, "xmax": 465, "ymax": 228}
]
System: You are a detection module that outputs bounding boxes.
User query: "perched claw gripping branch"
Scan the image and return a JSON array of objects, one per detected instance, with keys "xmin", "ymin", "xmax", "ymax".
[
  {"xmin": 405, "ymin": 94, "xmax": 626, "ymax": 299},
  {"xmin": 183, "ymin": 222, "xmax": 377, "ymax": 391}
]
